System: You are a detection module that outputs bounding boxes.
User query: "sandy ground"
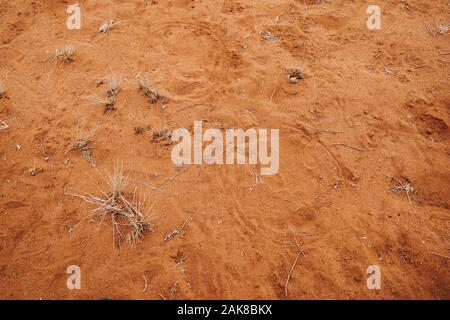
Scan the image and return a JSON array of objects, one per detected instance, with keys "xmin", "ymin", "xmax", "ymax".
[{"xmin": 0, "ymin": 0, "xmax": 449, "ymax": 299}]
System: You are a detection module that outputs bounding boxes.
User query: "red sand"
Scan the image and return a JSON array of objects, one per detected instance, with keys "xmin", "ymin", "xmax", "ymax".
[{"xmin": 0, "ymin": 0, "xmax": 449, "ymax": 299}]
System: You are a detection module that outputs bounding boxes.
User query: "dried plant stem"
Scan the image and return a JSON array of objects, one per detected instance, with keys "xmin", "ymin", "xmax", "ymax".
[
  {"xmin": 284, "ymin": 249, "xmax": 305, "ymax": 297},
  {"xmin": 269, "ymin": 76, "xmax": 278, "ymax": 104},
  {"xmin": 331, "ymin": 143, "xmax": 366, "ymax": 152},
  {"xmin": 284, "ymin": 232, "xmax": 306, "ymax": 297},
  {"xmin": 164, "ymin": 215, "xmax": 191, "ymax": 242}
]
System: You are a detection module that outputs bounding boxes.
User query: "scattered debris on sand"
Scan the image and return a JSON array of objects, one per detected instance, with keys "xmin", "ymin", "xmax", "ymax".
[{"xmin": 388, "ymin": 175, "xmax": 416, "ymax": 205}]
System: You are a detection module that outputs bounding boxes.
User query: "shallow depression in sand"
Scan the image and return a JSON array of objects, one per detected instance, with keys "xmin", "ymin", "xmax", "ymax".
[{"xmin": 149, "ymin": 22, "xmax": 231, "ymax": 100}]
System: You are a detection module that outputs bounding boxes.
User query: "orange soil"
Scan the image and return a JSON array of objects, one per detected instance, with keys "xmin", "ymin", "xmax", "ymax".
[{"xmin": 0, "ymin": 0, "xmax": 449, "ymax": 299}]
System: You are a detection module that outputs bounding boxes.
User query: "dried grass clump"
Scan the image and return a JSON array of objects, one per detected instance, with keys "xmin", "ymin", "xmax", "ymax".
[
  {"xmin": 56, "ymin": 45, "xmax": 75, "ymax": 62},
  {"xmin": 83, "ymin": 74, "xmax": 122, "ymax": 113},
  {"xmin": 152, "ymin": 129, "xmax": 172, "ymax": 143},
  {"xmin": 138, "ymin": 73, "xmax": 168, "ymax": 106},
  {"xmin": 389, "ymin": 175, "xmax": 415, "ymax": 205},
  {"xmin": 285, "ymin": 67, "xmax": 305, "ymax": 84},
  {"xmin": 84, "ymin": 94, "xmax": 114, "ymax": 113},
  {"xmin": 106, "ymin": 74, "xmax": 122, "ymax": 102},
  {"xmin": 68, "ymin": 164, "xmax": 154, "ymax": 247}
]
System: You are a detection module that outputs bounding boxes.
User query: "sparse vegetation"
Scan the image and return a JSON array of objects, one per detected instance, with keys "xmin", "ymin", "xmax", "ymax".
[
  {"xmin": 388, "ymin": 175, "xmax": 415, "ymax": 205},
  {"xmin": 138, "ymin": 73, "xmax": 168, "ymax": 106},
  {"xmin": 84, "ymin": 94, "xmax": 114, "ymax": 113},
  {"xmin": 134, "ymin": 126, "xmax": 145, "ymax": 135},
  {"xmin": 83, "ymin": 74, "xmax": 122, "ymax": 113},
  {"xmin": 67, "ymin": 164, "xmax": 154, "ymax": 247},
  {"xmin": 2, "ymin": 0, "xmax": 449, "ymax": 300},
  {"xmin": 106, "ymin": 74, "xmax": 122, "ymax": 102},
  {"xmin": 287, "ymin": 67, "xmax": 305, "ymax": 84},
  {"xmin": 152, "ymin": 129, "xmax": 172, "ymax": 143},
  {"xmin": 56, "ymin": 45, "xmax": 75, "ymax": 62}
]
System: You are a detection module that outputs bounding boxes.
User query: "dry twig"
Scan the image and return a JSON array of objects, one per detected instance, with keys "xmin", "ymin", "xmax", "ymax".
[
  {"xmin": 138, "ymin": 73, "xmax": 168, "ymax": 106},
  {"xmin": 331, "ymin": 143, "xmax": 365, "ymax": 152},
  {"xmin": 249, "ymin": 169, "xmax": 262, "ymax": 192},
  {"xmin": 0, "ymin": 120, "xmax": 8, "ymax": 131},
  {"xmin": 164, "ymin": 215, "xmax": 191, "ymax": 242},
  {"xmin": 388, "ymin": 175, "xmax": 414, "ymax": 205},
  {"xmin": 284, "ymin": 231, "xmax": 305, "ymax": 297},
  {"xmin": 429, "ymin": 251, "xmax": 450, "ymax": 260}
]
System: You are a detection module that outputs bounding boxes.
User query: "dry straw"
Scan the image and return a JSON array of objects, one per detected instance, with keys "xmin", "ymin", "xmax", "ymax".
[
  {"xmin": 138, "ymin": 72, "xmax": 168, "ymax": 105},
  {"xmin": 67, "ymin": 163, "xmax": 154, "ymax": 247}
]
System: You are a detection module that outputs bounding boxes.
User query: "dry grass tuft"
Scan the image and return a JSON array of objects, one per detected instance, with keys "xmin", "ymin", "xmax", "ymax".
[
  {"xmin": 388, "ymin": 175, "xmax": 415, "ymax": 205},
  {"xmin": 106, "ymin": 74, "xmax": 122, "ymax": 102},
  {"xmin": 82, "ymin": 74, "xmax": 122, "ymax": 113},
  {"xmin": 134, "ymin": 126, "xmax": 145, "ymax": 135},
  {"xmin": 84, "ymin": 94, "xmax": 114, "ymax": 113},
  {"xmin": 138, "ymin": 73, "xmax": 168, "ymax": 106},
  {"xmin": 284, "ymin": 64, "xmax": 309, "ymax": 84},
  {"xmin": 68, "ymin": 163, "xmax": 154, "ymax": 247},
  {"xmin": 152, "ymin": 129, "xmax": 172, "ymax": 143},
  {"xmin": 287, "ymin": 68, "xmax": 305, "ymax": 84},
  {"xmin": 56, "ymin": 45, "xmax": 75, "ymax": 62},
  {"xmin": 137, "ymin": 72, "xmax": 152, "ymax": 92}
]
